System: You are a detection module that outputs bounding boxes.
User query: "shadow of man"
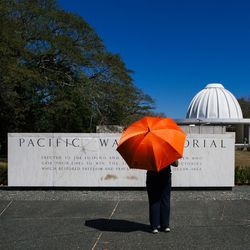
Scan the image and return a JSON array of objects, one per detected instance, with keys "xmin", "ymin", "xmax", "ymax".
[{"xmin": 85, "ymin": 218, "xmax": 150, "ymax": 233}]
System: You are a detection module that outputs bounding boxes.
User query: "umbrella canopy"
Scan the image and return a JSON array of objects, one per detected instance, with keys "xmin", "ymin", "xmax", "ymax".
[{"xmin": 117, "ymin": 116, "xmax": 186, "ymax": 172}]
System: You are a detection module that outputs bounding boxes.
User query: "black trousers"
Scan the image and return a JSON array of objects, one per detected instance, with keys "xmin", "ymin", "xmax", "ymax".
[{"xmin": 146, "ymin": 167, "xmax": 171, "ymax": 229}]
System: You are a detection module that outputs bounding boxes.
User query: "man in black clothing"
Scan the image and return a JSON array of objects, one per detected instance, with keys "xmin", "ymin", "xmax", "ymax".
[{"xmin": 146, "ymin": 160, "xmax": 178, "ymax": 234}]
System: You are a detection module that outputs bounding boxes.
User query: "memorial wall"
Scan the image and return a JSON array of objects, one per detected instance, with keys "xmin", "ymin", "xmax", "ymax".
[{"xmin": 8, "ymin": 132, "xmax": 235, "ymax": 187}]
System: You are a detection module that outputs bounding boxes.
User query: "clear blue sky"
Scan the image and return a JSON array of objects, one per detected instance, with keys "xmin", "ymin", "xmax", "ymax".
[{"xmin": 58, "ymin": 0, "xmax": 250, "ymax": 118}]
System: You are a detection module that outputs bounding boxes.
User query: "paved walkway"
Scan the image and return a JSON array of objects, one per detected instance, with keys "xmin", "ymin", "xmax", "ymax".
[{"xmin": 0, "ymin": 187, "xmax": 249, "ymax": 250}]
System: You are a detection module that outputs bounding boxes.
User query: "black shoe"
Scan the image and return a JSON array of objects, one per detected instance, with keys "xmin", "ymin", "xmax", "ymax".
[
  {"xmin": 152, "ymin": 228, "xmax": 159, "ymax": 234},
  {"xmin": 162, "ymin": 227, "xmax": 170, "ymax": 232}
]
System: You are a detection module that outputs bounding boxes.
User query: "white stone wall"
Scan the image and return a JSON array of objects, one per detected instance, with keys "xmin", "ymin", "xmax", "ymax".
[{"xmin": 8, "ymin": 132, "xmax": 235, "ymax": 187}]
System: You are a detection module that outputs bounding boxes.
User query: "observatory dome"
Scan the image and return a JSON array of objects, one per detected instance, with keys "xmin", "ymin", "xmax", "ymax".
[{"xmin": 186, "ymin": 83, "xmax": 243, "ymax": 119}]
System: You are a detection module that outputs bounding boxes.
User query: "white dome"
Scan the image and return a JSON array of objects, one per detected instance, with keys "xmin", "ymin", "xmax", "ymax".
[{"xmin": 186, "ymin": 83, "xmax": 243, "ymax": 119}]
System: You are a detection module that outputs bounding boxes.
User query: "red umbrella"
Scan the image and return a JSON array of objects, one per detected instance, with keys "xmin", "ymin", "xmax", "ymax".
[{"xmin": 117, "ymin": 116, "xmax": 186, "ymax": 171}]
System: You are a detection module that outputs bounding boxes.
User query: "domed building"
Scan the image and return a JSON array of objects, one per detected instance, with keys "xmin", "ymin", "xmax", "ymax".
[
  {"xmin": 176, "ymin": 83, "xmax": 250, "ymax": 144},
  {"xmin": 186, "ymin": 83, "xmax": 243, "ymax": 120}
]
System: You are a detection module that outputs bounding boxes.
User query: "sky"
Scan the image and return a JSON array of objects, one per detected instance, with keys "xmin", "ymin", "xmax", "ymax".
[{"xmin": 58, "ymin": 0, "xmax": 250, "ymax": 118}]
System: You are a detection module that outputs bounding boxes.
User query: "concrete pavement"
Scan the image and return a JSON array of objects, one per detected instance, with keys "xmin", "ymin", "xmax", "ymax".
[{"xmin": 0, "ymin": 187, "xmax": 249, "ymax": 250}]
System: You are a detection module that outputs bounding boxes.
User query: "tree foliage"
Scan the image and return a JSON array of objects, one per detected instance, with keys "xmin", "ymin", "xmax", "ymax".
[
  {"xmin": 0, "ymin": 0, "xmax": 156, "ymax": 155},
  {"xmin": 238, "ymin": 97, "xmax": 250, "ymax": 118}
]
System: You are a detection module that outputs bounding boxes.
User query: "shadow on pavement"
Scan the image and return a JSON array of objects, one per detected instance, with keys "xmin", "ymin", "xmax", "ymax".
[{"xmin": 85, "ymin": 218, "xmax": 150, "ymax": 233}]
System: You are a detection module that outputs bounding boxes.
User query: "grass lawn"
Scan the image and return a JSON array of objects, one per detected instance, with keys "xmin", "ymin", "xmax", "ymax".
[{"xmin": 235, "ymin": 150, "xmax": 250, "ymax": 167}]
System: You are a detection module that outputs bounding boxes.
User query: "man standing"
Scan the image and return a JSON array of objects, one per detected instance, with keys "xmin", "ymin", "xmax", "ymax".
[{"xmin": 146, "ymin": 160, "xmax": 178, "ymax": 234}]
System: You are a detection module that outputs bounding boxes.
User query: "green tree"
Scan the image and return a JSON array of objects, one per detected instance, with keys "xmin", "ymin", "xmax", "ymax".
[
  {"xmin": 238, "ymin": 97, "xmax": 250, "ymax": 118},
  {"xmin": 0, "ymin": 0, "xmax": 156, "ymax": 155}
]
